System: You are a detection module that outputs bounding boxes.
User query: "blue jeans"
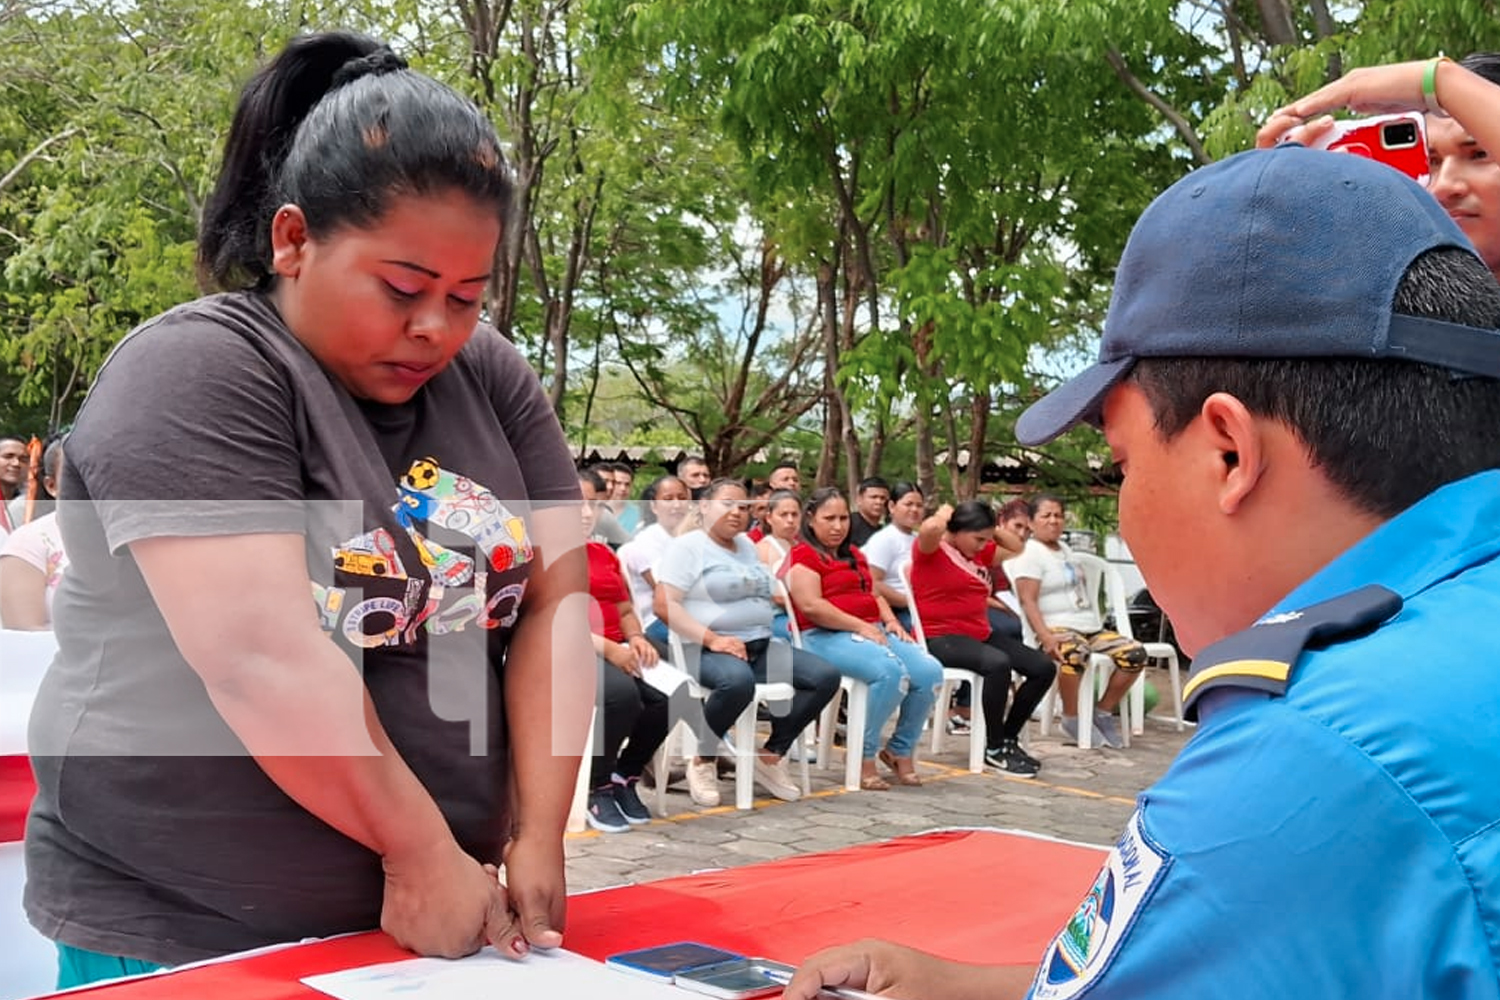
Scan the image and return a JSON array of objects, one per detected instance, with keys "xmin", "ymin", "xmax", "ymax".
[{"xmin": 785, "ymin": 625, "xmax": 942, "ymax": 758}]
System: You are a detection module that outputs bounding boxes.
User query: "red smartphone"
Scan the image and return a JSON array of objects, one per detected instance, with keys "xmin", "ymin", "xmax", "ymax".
[{"xmin": 1310, "ymin": 112, "xmax": 1428, "ymax": 183}]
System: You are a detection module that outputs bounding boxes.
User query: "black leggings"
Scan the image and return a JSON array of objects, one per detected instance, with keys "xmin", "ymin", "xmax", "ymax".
[
  {"xmin": 691, "ymin": 638, "xmax": 841, "ymax": 757},
  {"xmin": 592, "ymin": 655, "xmax": 671, "ymax": 788},
  {"xmin": 925, "ymin": 629, "xmax": 1057, "ymax": 743}
]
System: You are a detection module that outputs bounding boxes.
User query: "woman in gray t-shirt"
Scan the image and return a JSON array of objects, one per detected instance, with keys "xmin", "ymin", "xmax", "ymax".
[
  {"xmin": 654, "ymin": 479, "xmax": 840, "ymax": 809},
  {"xmin": 24, "ymin": 32, "xmax": 588, "ymax": 985}
]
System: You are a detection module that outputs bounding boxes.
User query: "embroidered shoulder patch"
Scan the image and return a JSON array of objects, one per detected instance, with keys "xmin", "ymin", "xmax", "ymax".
[{"xmin": 1029, "ymin": 811, "xmax": 1170, "ymax": 999}]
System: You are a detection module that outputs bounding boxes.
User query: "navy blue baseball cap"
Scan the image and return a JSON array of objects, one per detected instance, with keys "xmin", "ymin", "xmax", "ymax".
[{"xmin": 1015, "ymin": 144, "xmax": 1500, "ymax": 446}]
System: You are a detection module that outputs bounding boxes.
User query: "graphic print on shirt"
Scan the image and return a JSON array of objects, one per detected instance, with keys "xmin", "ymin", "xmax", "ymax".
[
  {"xmin": 1029, "ymin": 810, "xmax": 1169, "ymax": 999},
  {"xmin": 312, "ymin": 457, "xmax": 534, "ymax": 648}
]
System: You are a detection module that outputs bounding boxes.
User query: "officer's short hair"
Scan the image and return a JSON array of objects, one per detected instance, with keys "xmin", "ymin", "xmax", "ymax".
[{"xmin": 1132, "ymin": 248, "xmax": 1500, "ymax": 518}]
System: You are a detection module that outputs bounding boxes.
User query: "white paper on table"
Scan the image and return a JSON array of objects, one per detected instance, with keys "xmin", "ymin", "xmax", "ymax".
[
  {"xmin": 303, "ymin": 947, "xmax": 684, "ymax": 1000},
  {"xmin": 638, "ymin": 661, "xmax": 691, "ymax": 696}
]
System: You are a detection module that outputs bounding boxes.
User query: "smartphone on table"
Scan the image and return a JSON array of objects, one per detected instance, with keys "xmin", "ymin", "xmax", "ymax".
[
  {"xmin": 673, "ymin": 957, "xmax": 797, "ymax": 999},
  {"xmin": 1309, "ymin": 112, "xmax": 1428, "ymax": 182},
  {"xmin": 604, "ymin": 941, "xmax": 747, "ymax": 982}
]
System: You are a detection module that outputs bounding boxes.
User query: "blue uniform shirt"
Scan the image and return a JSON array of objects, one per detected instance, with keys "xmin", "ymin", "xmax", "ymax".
[{"xmin": 1029, "ymin": 470, "xmax": 1500, "ymax": 998}]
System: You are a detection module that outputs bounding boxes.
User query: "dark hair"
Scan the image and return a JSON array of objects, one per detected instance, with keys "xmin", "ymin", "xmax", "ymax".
[
  {"xmin": 578, "ymin": 468, "xmax": 607, "ymax": 493},
  {"xmin": 1461, "ymin": 53, "xmax": 1500, "ymax": 86},
  {"xmin": 639, "ymin": 475, "xmax": 687, "ymax": 526},
  {"xmin": 679, "ymin": 456, "xmax": 709, "ymax": 471},
  {"xmin": 948, "ymin": 499, "xmax": 996, "ymax": 534},
  {"xmin": 800, "ymin": 487, "xmax": 861, "ymax": 576},
  {"xmin": 1029, "ymin": 493, "xmax": 1066, "ymax": 518},
  {"xmin": 772, "ymin": 459, "xmax": 799, "ymax": 472},
  {"xmin": 857, "ymin": 476, "xmax": 890, "ymax": 495},
  {"xmin": 41, "ymin": 437, "xmax": 65, "ymax": 480},
  {"xmin": 888, "ymin": 480, "xmax": 923, "ymax": 504},
  {"xmin": 997, "ymin": 498, "xmax": 1031, "ymax": 522},
  {"xmin": 1131, "ymin": 249, "xmax": 1500, "ymax": 519},
  {"xmin": 766, "ymin": 488, "xmax": 800, "ymax": 511},
  {"xmin": 748, "ymin": 481, "xmax": 773, "ymax": 499},
  {"xmin": 198, "ymin": 32, "xmax": 511, "ymax": 292},
  {"xmin": 610, "ymin": 461, "xmax": 634, "ymax": 479},
  {"xmin": 700, "ymin": 477, "xmax": 748, "ymax": 503}
]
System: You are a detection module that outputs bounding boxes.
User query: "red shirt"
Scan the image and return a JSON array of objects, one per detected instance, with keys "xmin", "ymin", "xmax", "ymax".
[
  {"xmin": 910, "ymin": 540, "xmax": 996, "ymax": 642},
  {"xmin": 747, "ymin": 524, "xmax": 765, "ymax": 543},
  {"xmin": 786, "ymin": 541, "xmax": 881, "ymax": 631},
  {"xmin": 587, "ymin": 541, "xmax": 630, "ymax": 643}
]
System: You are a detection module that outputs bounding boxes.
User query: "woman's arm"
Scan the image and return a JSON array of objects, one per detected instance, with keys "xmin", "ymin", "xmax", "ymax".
[
  {"xmin": 1258, "ymin": 58, "xmax": 1500, "ymax": 157},
  {"xmin": 499, "ymin": 506, "xmax": 593, "ymax": 954},
  {"xmin": 916, "ymin": 504, "xmax": 953, "ymax": 555},
  {"xmin": 615, "ymin": 601, "xmax": 659, "ymax": 668},
  {"xmin": 989, "ymin": 525, "xmax": 1026, "ymax": 562},
  {"xmin": 658, "ymin": 581, "xmax": 745, "ymax": 659},
  {"xmin": 0, "ymin": 556, "xmax": 48, "ymax": 629},
  {"xmin": 786, "ymin": 564, "xmax": 884, "ymax": 641},
  {"xmin": 1013, "ymin": 576, "xmax": 1061, "ymax": 661},
  {"xmin": 870, "ymin": 565, "xmax": 907, "ymax": 609},
  {"xmin": 132, "ymin": 532, "xmax": 509, "ymax": 958}
]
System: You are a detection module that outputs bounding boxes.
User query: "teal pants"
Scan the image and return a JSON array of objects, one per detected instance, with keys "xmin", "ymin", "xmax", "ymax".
[{"xmin": 56, "ymin": 943, "xmax": 164, "ymax": 989}]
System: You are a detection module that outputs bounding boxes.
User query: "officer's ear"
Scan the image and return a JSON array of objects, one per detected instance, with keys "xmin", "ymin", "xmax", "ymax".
[{"xmin": 1197, "ymin": 392, "xmax": 1265, "ymax": 516}]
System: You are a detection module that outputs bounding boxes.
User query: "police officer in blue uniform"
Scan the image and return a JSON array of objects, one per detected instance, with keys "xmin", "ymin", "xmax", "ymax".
[{"xmin": 783, "ymin": 144, "xmax": 1500, "ymax": 999}]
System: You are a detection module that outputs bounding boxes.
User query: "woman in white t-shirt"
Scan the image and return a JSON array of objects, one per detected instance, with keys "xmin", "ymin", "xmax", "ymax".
[
  {"xmin": 861, "ymin": 481, "xmax": 926, "ymax": 627},
  {"xmin": 618, "ymin": 475, "xmax": 692, "ymax": 642},
  {"xmin": 0, "ymin": 509, "xmax": 69, "ymax": 630},
  {"xmin": 1007, "ymin": 494, "xmax": 1145, "ymax": 749}
]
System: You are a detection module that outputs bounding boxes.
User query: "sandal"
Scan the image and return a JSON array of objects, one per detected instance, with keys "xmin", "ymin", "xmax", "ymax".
[
  {"xmin": 879, "ymin": 748, "xmax": 923, "ymax": 786},
  {"xmin": 859, "ymin": 770, "xmax": 891, "ymax": 791}
]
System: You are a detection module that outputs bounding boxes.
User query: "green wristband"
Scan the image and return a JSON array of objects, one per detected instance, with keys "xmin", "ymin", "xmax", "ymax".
[{"xmin": 1424, "ymin": 56, "xmax": 1452, "ymax": 118}]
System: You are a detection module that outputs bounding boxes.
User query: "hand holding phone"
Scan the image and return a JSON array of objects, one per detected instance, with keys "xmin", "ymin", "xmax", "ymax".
[{"xmin": 1307, "ymin": 111, "xmax": 1429, "ymax": 182}]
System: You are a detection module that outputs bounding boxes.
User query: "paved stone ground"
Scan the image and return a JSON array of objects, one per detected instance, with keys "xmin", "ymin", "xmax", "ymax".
[{"xmin": 565, "ymin": 666, "xmax": 1193, "ymax": 891}]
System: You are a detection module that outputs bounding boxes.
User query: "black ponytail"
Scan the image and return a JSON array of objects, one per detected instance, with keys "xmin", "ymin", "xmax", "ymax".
[{"xmin": 197, "ymin": 31, "xmax": 511, "ymax": 293}]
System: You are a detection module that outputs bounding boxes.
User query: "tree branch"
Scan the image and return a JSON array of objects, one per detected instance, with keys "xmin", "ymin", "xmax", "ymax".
[
  {"xmin": 1105, "ymin": 47, "xmax": 1211, "ymax": 166},
  {"xmin": 0, "ymin": 127, "xmax": 80, "ymax": 195}
]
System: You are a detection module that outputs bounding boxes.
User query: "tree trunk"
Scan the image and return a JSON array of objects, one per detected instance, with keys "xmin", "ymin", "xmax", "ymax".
[
  {"xmin": 965, "ymin": 389, "xmax": 990, "ymax": 500},
  {"xmin": 915, "ymin": 404, "xmax": 936, "ymax": 499},
  {"xmin": 816, "ymin": 262, "xmax": 843, "ymax": 488}
]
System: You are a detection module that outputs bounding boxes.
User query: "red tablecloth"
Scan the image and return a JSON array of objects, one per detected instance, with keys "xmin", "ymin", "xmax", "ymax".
[
  {"xmin": 35, "ymin": 829, "xmax": 1106, "ymax": 1000},
  {"xmin": 0, "ymin": 755, "xmax": 33, "ymax": 843}
]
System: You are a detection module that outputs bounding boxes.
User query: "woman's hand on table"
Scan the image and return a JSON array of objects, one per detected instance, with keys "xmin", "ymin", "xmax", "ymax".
[
  {"xmin": 495, "ymin": 833, "xmax": 567, "ymax": 956},
  {"xmin": 380, "ymin": 839, "xmax": 510, "ymax": 959}
]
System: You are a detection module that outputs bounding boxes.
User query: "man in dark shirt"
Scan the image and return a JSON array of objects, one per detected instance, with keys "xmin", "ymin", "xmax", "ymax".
[{"xmin": 848, "ymin": 476, "xmax": 889, "ymax": 548}]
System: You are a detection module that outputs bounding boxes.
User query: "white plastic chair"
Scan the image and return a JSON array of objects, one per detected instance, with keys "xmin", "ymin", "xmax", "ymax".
[
  {"xmin": 1099, "ymin": 557, "xmax": 1185, "ymax": 733},
  {"xmin": 651, "ymin": 630, "xmax": 810, "ymax": 812},
  {"xmin": 899, "ymin": 561, "xmax": 985, "ymax": 774},
  {"xmin": 1027, "ymin": 552, "xmax": 1136, "ymax": 750},
  {"xmin": 777, "ymin": 579, "xmax": 872, "ymax": 793}
]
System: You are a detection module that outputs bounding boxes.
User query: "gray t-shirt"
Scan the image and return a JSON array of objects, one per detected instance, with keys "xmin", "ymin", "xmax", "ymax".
[
  {"xmin": 23, "ymin": 292, "xmax": 579, "ymax": 964},
  {"xmin": 654, "ymin": 531, "xmax": 775, "ymax": 641}
]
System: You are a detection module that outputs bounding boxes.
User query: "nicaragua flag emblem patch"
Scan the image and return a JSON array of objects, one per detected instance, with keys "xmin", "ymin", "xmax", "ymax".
[{"xmin": 1030, "ymin": 810, "xmax": 1169, "ymax": 998}]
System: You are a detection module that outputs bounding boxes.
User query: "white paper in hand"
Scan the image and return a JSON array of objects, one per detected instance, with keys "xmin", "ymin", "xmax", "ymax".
[{"xmin": 639, "ymin": 661, "xmax": 691, "ymax": 696}]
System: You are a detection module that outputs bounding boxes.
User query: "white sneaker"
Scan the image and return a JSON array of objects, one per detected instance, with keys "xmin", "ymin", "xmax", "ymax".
[
  {"xmin": 687, "ymin": 759, "xmax": 721, "ymax": 807},
  {"xmin": 753, "ymin": 755, "xmax": 801, "ymax": 801}
]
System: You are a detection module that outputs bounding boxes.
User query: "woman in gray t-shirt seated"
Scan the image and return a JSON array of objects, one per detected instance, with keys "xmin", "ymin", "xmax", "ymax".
[{"xmin": 655, "ymin": 479, "xmax": 840, "ymax": 809}]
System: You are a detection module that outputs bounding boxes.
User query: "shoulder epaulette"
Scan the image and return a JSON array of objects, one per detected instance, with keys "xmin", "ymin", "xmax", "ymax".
[{"xmin": 1181, "ymin": 584, "xmax": 1402, "ymax": 721}]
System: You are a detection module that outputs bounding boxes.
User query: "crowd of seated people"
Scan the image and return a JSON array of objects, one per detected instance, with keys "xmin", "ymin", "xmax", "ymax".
[{"xmin": 584, "ymin": 458, "xmax": 1150, "ymax": 785}]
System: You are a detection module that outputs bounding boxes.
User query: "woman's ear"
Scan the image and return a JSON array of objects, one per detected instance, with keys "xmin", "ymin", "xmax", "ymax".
[
  {"xmin": 1198, "ymin": 392, "xmax": 1266, "ymax": 515},
  {"xmin": 269, "ymin": 204, "xmax": 309, "ymax": 278}
]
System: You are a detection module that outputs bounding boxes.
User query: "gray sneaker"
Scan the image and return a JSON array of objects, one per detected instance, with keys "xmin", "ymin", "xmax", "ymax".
[
  {"xmin": 754, "ymin": 754, "xmax": 802, "ymax": 801},
  {"xmin": 1092, "ymin": 711, "xmax": 1125, "ymax": 750},
  {"xmin": 1060, "ymin": 715, "xmax": 1081, "ymax": 746}
]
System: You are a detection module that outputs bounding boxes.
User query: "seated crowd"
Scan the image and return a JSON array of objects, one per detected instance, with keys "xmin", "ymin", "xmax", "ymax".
[{"xmin": 579, "ymin": 455, "xmax": 1155, "ymax": 832}]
